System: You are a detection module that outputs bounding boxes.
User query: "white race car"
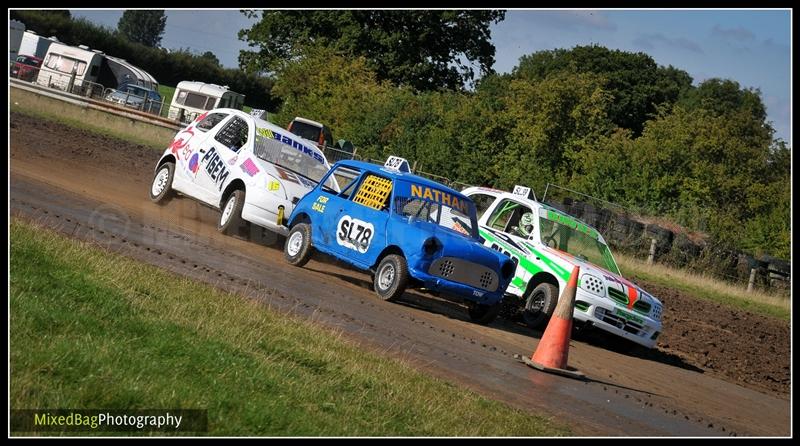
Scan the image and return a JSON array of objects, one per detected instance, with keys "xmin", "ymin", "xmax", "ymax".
[
  {"xmin": 463, "ymin": 186, "xmax": 663, "ymax": 349},
  {"xmin": 149, "ymin": 108, "xmax": 338, "ymax": 236}
]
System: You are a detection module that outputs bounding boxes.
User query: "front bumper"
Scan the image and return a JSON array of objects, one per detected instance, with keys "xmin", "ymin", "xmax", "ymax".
[
  {"xmin": 572, "ymin": 289, "xmax": 662, "ymax": 349},
  {"xmin": 408, "ymin": 264, "xmax": 505, "ymax": 305}
]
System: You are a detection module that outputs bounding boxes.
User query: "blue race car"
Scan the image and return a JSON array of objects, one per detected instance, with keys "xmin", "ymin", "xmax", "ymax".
[{"xmin": 283, "ymin": 156, "xmax": 516, "ymax": 324}]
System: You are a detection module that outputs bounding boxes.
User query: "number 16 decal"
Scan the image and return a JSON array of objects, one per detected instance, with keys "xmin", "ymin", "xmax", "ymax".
[{"xmin": 337, "ymin": 215, "xmax": 375, "ymax": 254}]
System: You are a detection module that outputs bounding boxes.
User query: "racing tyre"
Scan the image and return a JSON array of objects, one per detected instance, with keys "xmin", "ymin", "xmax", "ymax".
[
  {"xmin": 149, "ymin": 162, "xmax": 175, "ymax": 204},
  {"xmin": 374, "ymin": 254, "xmax": 409, "ymax": 302},
  {"xmin": 522, "ymin": 283, "xmax": 559, "ymax": 329},
  {"xmin": 218, "ymin": 189, "xmax": 246, "ymax": 235},
  {"xmin": 284, "ymin": 223, "xmax": 314, "ymax": 267},
  {"xmin": 467, "ymin": 302, "xmax": 501, "ymax": 325}
]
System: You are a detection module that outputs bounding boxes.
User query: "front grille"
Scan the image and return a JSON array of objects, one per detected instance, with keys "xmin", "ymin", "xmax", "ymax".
[
  {"xmin": 438, "ymin": 259, "xmax": 455, "ymax": 278},
  {"xmin": 607, "ymin": 287, "xmax": 628, "ymax": 305},
  {"xmin": 633, "ymin": 300, "xmax": 652, "ymax": 314},
  {"xmin": 429, "ymin": 257, "xmax": 499, "ymax": 292},
  {"xmin": 595, "ymin": 307, "xmax": 646, "ymax": 337}
]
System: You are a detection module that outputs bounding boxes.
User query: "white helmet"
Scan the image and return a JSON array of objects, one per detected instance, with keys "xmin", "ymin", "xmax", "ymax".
[{"xmin": 519, "ymin": 212, "xmax": 534, "ymax": 237}]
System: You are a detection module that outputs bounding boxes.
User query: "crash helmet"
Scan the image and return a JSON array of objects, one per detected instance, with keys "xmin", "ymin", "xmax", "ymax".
[{"xmin": 519, "ymin": 212, "xmax": 535, "ymax": 237}]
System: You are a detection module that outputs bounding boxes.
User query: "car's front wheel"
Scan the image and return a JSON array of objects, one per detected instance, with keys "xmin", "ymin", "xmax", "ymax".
[
  {"xmin": 467, "ymin": 301, "xmax": 501, "ymax": 325},
  {"xmin": 522, "ymin": 283, "xmax": 559, "ymax": 329},
  {"xmin": 149, "ymin": 162, "xmax": 175, "ymax": 204},
  {"xmin": 374, "ymin": 254, "xmax": 409, "ymax": 302},
  {"xmin": 218, "ymin": 189, "xmax": 246, "ymax": 235},
  {"xmin": 284, "ymin": 223, "xmax": 313, "ymax": 267}
]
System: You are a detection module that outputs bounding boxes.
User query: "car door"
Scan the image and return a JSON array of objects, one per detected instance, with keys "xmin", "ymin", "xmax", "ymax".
[
  {"xmin": 311, "ymin": 165, "xmax": 362, "ymax": 249},
  {"xmin": 171, "ymin": 111, "xmax": 228, "ymax": 200},
  {"xmin": 332, "ymin": 172, "xmax": 392, "ymax": 268},
  {"xmin": 193, "ymin": 114, "xmax": 251, "ymax": 206}
]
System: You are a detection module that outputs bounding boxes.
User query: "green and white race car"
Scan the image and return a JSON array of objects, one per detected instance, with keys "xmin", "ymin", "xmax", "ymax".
[{"xmin": 462, "ymin": 186, "xmax": 663, "ymax": 349}]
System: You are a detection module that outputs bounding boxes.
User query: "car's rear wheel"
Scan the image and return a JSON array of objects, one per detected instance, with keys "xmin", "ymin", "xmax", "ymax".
[
  {"xmin": 522, "ymin": 283, "xmax": 559, "ymax": 329},
  {"xmin": 374, "ymin": 254, "xmax": 409, "ymax": 302},
  {"xmin": 467, "ymin": 301, "xmax": 501, "ymax": 325},
  {"xmin": 149, "ymin": 162, "xmax": 175, "ymax": 204},
  {"xmin": 284, "ymin": 223, "xmax": 314, "ymax": 267},
  {"xmin": 218, "ymin": 189, "xmax": 245, "ymax": 235}
]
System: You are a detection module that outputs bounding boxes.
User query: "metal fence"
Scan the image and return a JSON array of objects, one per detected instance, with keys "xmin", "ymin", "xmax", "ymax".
[
  {"xmin": 540, "ymin": 182, "xmax": 790, "ymax": 294},
  {"xmin": 11, "ymin": 62, "xmax": 168, "ymax": 117}
]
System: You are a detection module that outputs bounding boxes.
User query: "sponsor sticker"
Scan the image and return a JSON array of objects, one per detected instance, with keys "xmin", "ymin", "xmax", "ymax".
[
  {"xmin": 201, "ymin": 147, "xmax": 230, "ymax": 191},
  {"xmin": 312, "ymin": 195, "xmax": 328, "ymax": 213},
  {"xmin": 188, "ymin": 153, "xmax": 200, "ymax": 175},
  {"xmin": 240, "ymin": 158, "xmax": 260, "ymax": 176},
  {"xmin": 337, "ymin": 215, "xmax": 374, "ymax": 253}
]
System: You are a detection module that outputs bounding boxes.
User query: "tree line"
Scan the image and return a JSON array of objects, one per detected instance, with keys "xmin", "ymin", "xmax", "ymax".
[
  {"xmin": 265, "ymin": 44, "xmax": 789, "ymax": 260},
  {"xmin": 11, "ymin": 10, "xmax": 280, "ymax": 110}
]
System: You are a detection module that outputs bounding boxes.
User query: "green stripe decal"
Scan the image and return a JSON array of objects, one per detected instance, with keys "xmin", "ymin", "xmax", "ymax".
[
  {"xmin": 522, "ymin": 242, "xmax": 570, "ymax": 281},
  {"xmin": 479, "ymin": 229, "xmax": 570, "ymax": 283}
]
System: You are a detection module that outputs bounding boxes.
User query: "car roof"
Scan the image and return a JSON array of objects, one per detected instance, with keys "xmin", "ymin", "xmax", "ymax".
[
  {"xmin": 464, "ymin": 186, "xmax": 602, "ymax": 230},
  {"xmin": 212, "ymin": 108, "xmax": 330, "ymax": 166},
  {"xmin": 335, "ymin": 159, "xmax": 468, "ymax": 198},
  {"xmin": 292, "ymin": 117, "xmax": 325, "ymax": 128}
]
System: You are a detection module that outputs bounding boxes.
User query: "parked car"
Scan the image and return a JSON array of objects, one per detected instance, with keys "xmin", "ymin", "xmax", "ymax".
[
  {"xmin": 149, "ymin": 108, "xmax": 338, "ymax": 237},
  {"xmin": 283, "ymin": 156, "xmax": 516, "ymax": 324},
  {"xmin": 10, "ymin": 54, "xmax": 42, "ymax": 82},
  {"xmin": 287, "ymin": 117, "xmax": 333, "ymax": 150},
  {"xmin": 105, "ymin": 83, "xmax": 163, "ymax": 114},
  {"xmin": 462, "ymin": 186, "xmax": 664, "ymax": 348}
]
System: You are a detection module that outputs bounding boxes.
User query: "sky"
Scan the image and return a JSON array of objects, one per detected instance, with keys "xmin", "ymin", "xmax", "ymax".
[{"xmin": 69, "ymin": 9, "xmax": 791, "ymax": 145}]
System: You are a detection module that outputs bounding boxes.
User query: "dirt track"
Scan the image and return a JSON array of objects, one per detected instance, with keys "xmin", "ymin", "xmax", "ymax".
[{"xmin": 9, "ymin": 112, "xmax": 791, "ymax": 436}]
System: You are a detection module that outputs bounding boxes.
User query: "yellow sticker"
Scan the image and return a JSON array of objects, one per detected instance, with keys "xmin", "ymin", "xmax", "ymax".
[{"xmin": 268, "ymin": 180, "xmax": 280, "ymax": 191}]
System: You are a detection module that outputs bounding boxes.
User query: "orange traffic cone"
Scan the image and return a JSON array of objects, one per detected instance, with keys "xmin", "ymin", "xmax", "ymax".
[{"xmin": 518, "ymin": 265, "xmax": 586, "ymax": 380}]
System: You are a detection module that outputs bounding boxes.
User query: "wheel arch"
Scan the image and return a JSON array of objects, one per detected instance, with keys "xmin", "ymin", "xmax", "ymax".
[
  {"xmin": 156, "ymin": 154, "xmax": 176, "ymax": 171},
  {"xmin": 287, "ymin": 212, "xmax": 311, "ymax": 228},
  {"xmin": 525, "ymin": 271, "xmax": 560, "ymax": 296},
  {"xmin": 371, "ymin": 245, "xmax": 405, "ymax": 270},
  {"xmin": 219, "ymin": 179, "xmax": 247, "ymax": 209}
]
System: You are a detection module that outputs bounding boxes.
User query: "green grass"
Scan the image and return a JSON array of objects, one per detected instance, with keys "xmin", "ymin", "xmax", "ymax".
[
  {"xmin": 10, "ymin": 218, "xmax": 569, "ymax": 437},
  {"xmin": 157, "ymin": 84, "xmax": 177, "ymax": 118},
  {"xmin": 616, "ymin": 252, "xmax": 790, "ymax": 320},
  {"xmin": 10, "ymin": 102, "xmax": 169, "ymax": 151}
]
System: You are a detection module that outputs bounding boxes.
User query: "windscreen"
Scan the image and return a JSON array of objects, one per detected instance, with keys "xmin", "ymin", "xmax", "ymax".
[{"xmin": 539, "ymin": 212, "xmax": 620, "ymax": 275}]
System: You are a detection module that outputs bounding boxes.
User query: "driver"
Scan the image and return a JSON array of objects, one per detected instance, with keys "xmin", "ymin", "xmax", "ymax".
[{"xmin": 517, "ymin": 212, "xmax": 535, "ymax": 238}]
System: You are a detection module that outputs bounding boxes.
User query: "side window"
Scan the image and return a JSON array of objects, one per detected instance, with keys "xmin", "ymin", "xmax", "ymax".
[
  {"xmin": 214, "ymin": 116, "xmax": 250, "ymax": 152},
  {"xmin": 196, "ymin": 112, "xmax": 229, "ymax": 132},
  {"xmin": 351, "ymin": 174, "xmax": 392, "ymax": 212},
  {"xmin": 487, "ymin": 199, "xmax": 534, "ymax": 238},
  {"xmin": 323, "ymin": 128, "xmax": 333, "ymax": 147},
  {"xmin": 326, "ymin": 166, "xmax": 362, "ymax": 197},
  {"xmin": 469, "ymin": 193, "xmax": 495, "ymax": 219}
]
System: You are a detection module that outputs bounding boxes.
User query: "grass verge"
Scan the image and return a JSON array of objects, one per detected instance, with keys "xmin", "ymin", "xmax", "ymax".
[
  {"xmin": 10, "ymin": 103, "xmax": 167, "ymax": 151},
  {"xmin": 10, "ymin": 218, "xmax": 569, "ymax": 437},
  {"xmin": 616, "ymin": 252, "xmax": 789, "ymax": 321}
]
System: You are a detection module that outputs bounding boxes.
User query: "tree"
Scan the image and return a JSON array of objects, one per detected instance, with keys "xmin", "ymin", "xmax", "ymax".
[
  {"xmin": 201, "ymin": 51, "xmax": 221, "ymax": 67},
  {"xmin": 238, "ymin": 10, "xmax": 505, "ymax": 91},
  {"xmin": 513, "ymin": 45, "xmax": 693, "ymax": 136},
  {"xmin": 117, "ymin": 10, "xmax": 167, "ymax": 48}
]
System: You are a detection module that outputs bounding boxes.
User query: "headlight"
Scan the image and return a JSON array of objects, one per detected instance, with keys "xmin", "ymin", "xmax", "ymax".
[
  {"xmin": 651, "ymin": 302, "xmax": 663, "ymax": 321},
  {"xmin": 580, "ymin": 273, "xmax": 605, "ymax": 297},
  {"xmin": 422, "ymin": 237, "xmax": 442, "ymax": 256}
]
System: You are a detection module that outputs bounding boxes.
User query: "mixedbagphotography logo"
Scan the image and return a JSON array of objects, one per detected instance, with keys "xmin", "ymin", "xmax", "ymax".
[{"xmin": 11, "ymin": 409, "xmax": 208, "ymax": 433}]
